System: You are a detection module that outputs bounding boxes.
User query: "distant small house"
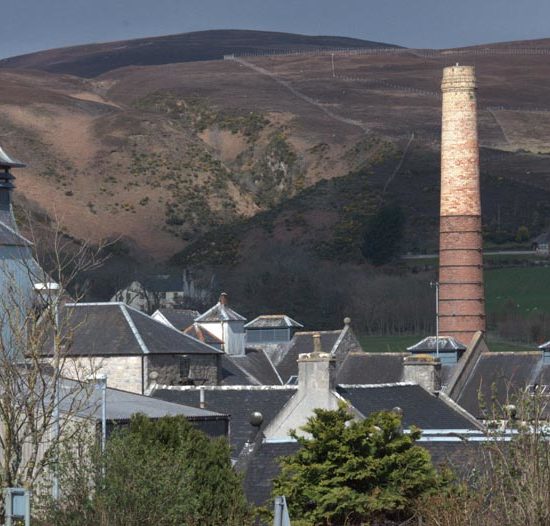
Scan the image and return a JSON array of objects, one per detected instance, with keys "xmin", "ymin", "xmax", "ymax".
[
  {"xmin": 111, "ymin": 274, "xmax": 185, "ymax": 313},
  {"xmin": 245, "ymin": 315, "xmax": 303, "ymax": 344},
  {"xmin": 532, "ymin": 232, "xmax": 550, "ymax": 255}
]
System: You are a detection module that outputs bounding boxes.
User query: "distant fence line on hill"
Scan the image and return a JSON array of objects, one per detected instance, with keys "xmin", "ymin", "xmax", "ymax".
[{"xmin": 223, "ymin": 47, "xmax": 550, "ymax": 60}]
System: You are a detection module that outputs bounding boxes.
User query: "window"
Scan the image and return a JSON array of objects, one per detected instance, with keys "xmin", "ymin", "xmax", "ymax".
[
  {"xmin": 247, "ymin": 328, "xmax": 290, "ymax": 343},
  {"xmin": 179, "ymin": 356, "xmax": 190, "ymax": 378}
]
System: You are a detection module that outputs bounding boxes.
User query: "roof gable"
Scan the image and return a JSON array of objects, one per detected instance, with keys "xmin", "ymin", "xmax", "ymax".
[
  {"xmin": 195, "ymin": 301, "xmax": 246, "ymax": 322},
  {"xmin": 57, "ymin": 303, "xmax": 222, "ymax": 356}
]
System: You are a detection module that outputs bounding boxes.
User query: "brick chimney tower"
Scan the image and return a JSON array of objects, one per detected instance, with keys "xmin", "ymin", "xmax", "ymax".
[{"xmin": 439, "ymin": 65, "xmax": 485, "ymax": 345}]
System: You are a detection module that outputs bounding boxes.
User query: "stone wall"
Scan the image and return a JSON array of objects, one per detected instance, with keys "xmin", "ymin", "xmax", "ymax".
[
  {"xmin": 147, "ymin": 354, "xmax": 220, "ymax": 386},
  {"xmin": 60, "ymin": 356, "xmax": 144, "ymax": 394}
]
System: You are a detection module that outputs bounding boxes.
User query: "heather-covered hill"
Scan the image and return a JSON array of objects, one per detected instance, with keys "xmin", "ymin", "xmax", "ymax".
[
  {"xmin": 1, "ymin": 31, "xmax": 550, "ymax": 290},
  {"xmin": 0, "ymin": 29, "xmax": 397, "ymax": 77}
]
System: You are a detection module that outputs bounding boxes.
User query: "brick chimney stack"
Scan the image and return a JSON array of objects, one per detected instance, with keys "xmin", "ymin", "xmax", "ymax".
[{"xmin": 439, "ymin": 65, "xmax": 485, "ymax": 345}]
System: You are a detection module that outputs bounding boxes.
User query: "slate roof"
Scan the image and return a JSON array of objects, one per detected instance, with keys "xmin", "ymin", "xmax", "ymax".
[
  {"xmin": 49, "ymin": 303, "xmax": 222, "ymax": 357},
  {"xmin": 0, "ymin": 146, "xmax": 25, "ymax": 168},
  {"xmin": 195, "ymin": 301, "xmax": 246, "ymax": 322},
  {"xmin": 220, "ymin": 355, "xmax": 258, "ymax": 386},
  {"xmin": 230, "ymin": 349, "xmax": 282, "ymax": 385},
  {"xmin": 156, "ymin": 308, "xmax": 198, "ymax": 330},
  {"xmin": 245, "ymin": 315, "xmax": 303, "ymax": 329},
  {"xmin": 337, "ymin": 384, "xmax": 476, "ymax": 429},
  {"xmin": 336, "ymin": 353, "xmax": 408, "ymax": 384},
  {"xmin": 274, "ymin": 331, "xmax": 340, "ymax": 383},
  {"xmin": 152, "ymin": 386, "xmax": 297, "ymax": 455},
  {"xmin": 0, "ymin": 220, "xmax": 31, "ymax": 247},
  {"xmin": 241, "ymin": 441, "xmax": 300, "ymax": 506},
  {"xmin": 454, "ymin": 352, "xmax": 550, "ymax": 418},
  {"xmin": 407, "ymin": 336, "xmax": 467, "ymax": 353},
  {"xmin": 73, "ymin": 384, "xmax": 227, "ymax": 421}
]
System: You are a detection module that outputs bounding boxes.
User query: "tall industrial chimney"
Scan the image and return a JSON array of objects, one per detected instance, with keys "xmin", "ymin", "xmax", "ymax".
[{"xmin": 439, "ymin": 65, "xmax": 485, "ymax": 345}]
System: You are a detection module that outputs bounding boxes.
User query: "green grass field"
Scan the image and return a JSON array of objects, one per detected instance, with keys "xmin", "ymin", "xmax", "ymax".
[
  {"xmin": 485, "ymin": 265, "xmax": 550, "ymax": 315},
  {"xmin": 358, "ymin": 334, "xmax": 535, "ymax": 353}
]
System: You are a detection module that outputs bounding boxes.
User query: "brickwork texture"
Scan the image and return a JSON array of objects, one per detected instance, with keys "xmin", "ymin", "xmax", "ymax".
[{"xmin": 439, "ymin": 65, "xmax": 486, "ymax": 344}]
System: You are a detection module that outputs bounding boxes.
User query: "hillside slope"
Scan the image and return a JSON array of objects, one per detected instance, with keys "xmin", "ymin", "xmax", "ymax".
[
  {"xmin": 0, "ymin": 29, "xmax": 398, "ymax": 77},
  {"xmin": 1, "ymin": 32, "xmax": 550, "ymax": 270}
]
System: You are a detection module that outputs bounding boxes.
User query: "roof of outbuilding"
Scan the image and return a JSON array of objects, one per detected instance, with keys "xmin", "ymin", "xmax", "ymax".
[
  {"xmin": 49, "ymin": 303, "xmax": 222, "ymax": 357},
  {"xmin": 195, "ymin": 301, "xmax": 246, "ymax": 322},
  {"xmin": 152, "ymin": 386, "xmax": 297, "ymax": 455},
  {"xmin": 60, "ymin": 379, "xmax": 226, "ymax": 421},
  {"xmin": 407, "ymin": 336, "xmax": 467, "ymax": 352},
  {"xmin": 155, "ymin": 308, "xmax": 198, "ymax": 331},
  {"xmin": 0, "ymin": 146, "xmax": 25, "ymax": 168},
  {"xmin": 244, "ymin": 315, "xmax": 303, "ymax": 329},
  {"xmin": 337, "ymin": 384, "xmax": 476, "ymax": 430},
  {"xmin": 454, "ymin": 352, "xmax": 550, "ymax": 418}
]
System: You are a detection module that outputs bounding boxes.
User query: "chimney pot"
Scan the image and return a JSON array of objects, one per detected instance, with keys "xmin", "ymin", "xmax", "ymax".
[
  {"xmin": 219, "ymin": 292, "xmax": 228, "ymax": 305},
  {"xmin": 312, "ymin": 332, "xmax": 322, "ymax": 354}
]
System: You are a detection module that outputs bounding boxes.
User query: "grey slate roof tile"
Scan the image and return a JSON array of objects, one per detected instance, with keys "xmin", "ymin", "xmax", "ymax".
[
  {"xmin": 336, "ymin": 352, "xmax": 407, "ymax": 384},
  {"xmin": 152, "ymin": 387, "xmax": 296, "ymax": 455},
  {"xmin": 245, "ymin": 315, "xmax": 303, "ymax": 329},
  {"xmin": 338, "ymin": 384, "xmax": 475, "ymax": 429},
  {"xmin": 53, "ymin": 303, "xmax": 221, "ymax": 357},
  {"xmin": 157, "ymin": 308, "xmax": 198, "ymax": 330},
  {"xmin": 230, "ymin": 349, "xmax": 282, "ymax": 385},
  {"xmin": 455, "ymin": 352, "xmax": 550, "ymax": 418}
]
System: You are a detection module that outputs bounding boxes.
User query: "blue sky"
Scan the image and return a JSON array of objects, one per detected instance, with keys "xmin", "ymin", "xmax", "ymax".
[{"xmin": 2, "ymin": 0, "xmax": 550, "ymax": 58}]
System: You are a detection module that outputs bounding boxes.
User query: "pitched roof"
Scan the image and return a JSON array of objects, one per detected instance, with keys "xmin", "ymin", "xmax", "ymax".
[
  {"xmin": 0, "ymin": 146, "xmax": 25, "ymax": 168},
  {"xmin": 195, "ymin": 301, "xmax": 246, "ymax": 322},
  {"xmin": 230, "ymin": 349, "xmax": 283, "ymax": 385},
  {"xmin": 152, "ymin": 386, "xmax": 297, "ymax": 455},
  {"xmin": 336, "ymin": 352, "xmax": 408, "ymax": 384},
  {"xmin": 407, "ymin": 336, "xmax": 467, "ymax": 352},
  {"xmin": 244, "ymin": 315, "xmax": 303, "ymax": 329},
  {"xmin": 73, "ymin": 384, "xmax": 226, "ymax": 421},
  {"xmin": 0, "ymin": 219, "xmax": 32, "ymax": 247},
  {"xmin": 155, "ymin": 308, "xmax": 198, "ymax": 330},
  {"xmin": 219, "ymin": 355, "xmax": 258, "ymax": 386},
  {"xmin": 454, "ymin": 352, "xmax": 550, "ymax": 418},
  {"xmin": 51, "ymin": 303, "xmax": 222, "ymax": 357},
  {"xmin": 337, "ymin": 384, "xmax": 476, "ymax": 429},
  {"xmin": 274, "ymin": 331, "xmax": 340, "ymax": 383}
]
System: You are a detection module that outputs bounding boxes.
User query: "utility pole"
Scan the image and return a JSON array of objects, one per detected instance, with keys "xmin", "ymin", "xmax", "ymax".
[
  {"xmin": 430, "ymin": 281, "xmax": 440, "ymax": 357},
  {"xmin": 331, "ymin": 53, "xmax": 335, "ymax": 78}
]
